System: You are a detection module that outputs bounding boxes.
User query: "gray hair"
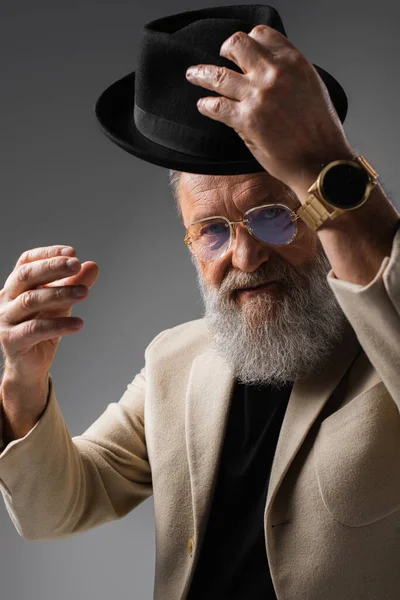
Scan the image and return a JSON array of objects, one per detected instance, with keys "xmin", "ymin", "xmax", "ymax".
[{"xmin": 168, "ymin": 169, "xmax": 183, "ymax": 222}]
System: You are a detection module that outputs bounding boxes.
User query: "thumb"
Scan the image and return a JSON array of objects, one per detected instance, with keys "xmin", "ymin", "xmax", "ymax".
[{"xmin": 42, "ymin": 261, "xmax": 100, "ymax": 289}]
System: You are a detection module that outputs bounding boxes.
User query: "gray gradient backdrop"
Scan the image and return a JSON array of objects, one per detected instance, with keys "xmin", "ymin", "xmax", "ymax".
[{"xmin": 1, "ymin": 1, "xmax": 399, "ymax": 599}]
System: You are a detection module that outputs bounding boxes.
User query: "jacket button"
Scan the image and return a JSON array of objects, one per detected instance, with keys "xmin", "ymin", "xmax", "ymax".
[{"xmin": 187, "ymin": 537, "xmax": 195, "ymax": 557}]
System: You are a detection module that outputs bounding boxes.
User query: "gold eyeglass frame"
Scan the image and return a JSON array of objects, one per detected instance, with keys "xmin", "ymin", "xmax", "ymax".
[{"xmin": 183, "ymin": 202, "xmax": 301, "ymax": 261}]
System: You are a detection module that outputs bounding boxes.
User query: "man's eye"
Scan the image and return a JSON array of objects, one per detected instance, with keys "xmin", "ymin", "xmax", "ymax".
[
  {"xmin": 259, "ymin": 207, "xmax": 281, "ymax": 218},
  {"xmin": 200, "ymin": 222, "xmax": 227, "ymax": 236}
]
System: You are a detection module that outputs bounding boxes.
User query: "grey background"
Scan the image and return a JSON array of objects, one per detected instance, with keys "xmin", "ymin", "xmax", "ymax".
[{"xmin": 0, "ymin": 1, "xmax": 399, "ymax": 599}]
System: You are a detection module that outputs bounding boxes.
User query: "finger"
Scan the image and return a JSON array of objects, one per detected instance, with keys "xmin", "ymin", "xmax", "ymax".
[
  {"xmin": 14, "ymin": 245, "xmax": 76, "ymax": 270},
  {"xmin": 5, "ymin": 316, "xmax": 84, "ymax": 356},
  {"xmin": 248, "ymin": 24, "xmax": 296, "ymax": 55},
  {"xmin": 186, "ymin": 64, "xmax": 250, "ymax": 101},
  {"xmin": 43, "ymin": 261, "xmax": 99, "ymax": 289},
  {"xmin": 4, "ymin": 256, "xmax": 81, "ymax": 299},
  {"xmin": 196, "ymin": 95, "xmax": 239, "ymax": 128},
  {"xmin": 5, "ymin": 284, "xmax": 87, "ymax": 326},
  {"xmin": 219, "ymin": 30, "xmax": 270, "ymax": 73}
]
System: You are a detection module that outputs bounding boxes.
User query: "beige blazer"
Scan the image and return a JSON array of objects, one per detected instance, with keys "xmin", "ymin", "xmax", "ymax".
[{"xmin": 1, "ymin": 223, "xmax": 400, "ymax": 600}]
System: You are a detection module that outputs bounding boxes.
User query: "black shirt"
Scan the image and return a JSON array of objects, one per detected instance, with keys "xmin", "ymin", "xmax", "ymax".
[{"xmin": 187, "ymin": 379, "xmax": 293, "ymax": 599}]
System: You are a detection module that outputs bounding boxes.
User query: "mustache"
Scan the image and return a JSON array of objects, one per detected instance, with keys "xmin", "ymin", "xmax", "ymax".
[
  {"xmin": 231, "ymin": 277, "xmax": 280, "ymax": 291},
  {"xmin": 221, "ymin": 266, "xmax": 289, "ymax": 295}
]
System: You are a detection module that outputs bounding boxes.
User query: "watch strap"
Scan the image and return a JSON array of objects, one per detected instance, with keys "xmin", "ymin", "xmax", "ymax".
[{"xmin": 296, "ymin": 196, "xmax": 346, "ymax": 231}]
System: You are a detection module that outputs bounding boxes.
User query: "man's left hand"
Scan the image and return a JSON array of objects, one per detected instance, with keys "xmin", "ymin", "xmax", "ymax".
[{"xmin": 186, "ymin": 25, "xmax": 355, "ymax": 196}]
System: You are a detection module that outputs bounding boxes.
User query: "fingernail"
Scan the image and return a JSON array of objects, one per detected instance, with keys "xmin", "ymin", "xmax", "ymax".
[
  {"xmin": 74, "ymin": 286, "xmax": 86, "ymax": 296},
  {"xmin": 61, "ymin": 247, "xmax": 75, "ymax": 256},
  {"xmin": 66, "ymin": 258, "xmax": 80, "ymax": 270},
  {"xmin": 186, "ymin": 68, "xmax": 195, "ymax": 79}
]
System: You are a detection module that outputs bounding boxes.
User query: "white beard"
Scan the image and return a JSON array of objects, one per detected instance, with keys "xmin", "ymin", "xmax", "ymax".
[{"xmin": 191, "ymin": 246, "xmax": 349, "ymax": 390}]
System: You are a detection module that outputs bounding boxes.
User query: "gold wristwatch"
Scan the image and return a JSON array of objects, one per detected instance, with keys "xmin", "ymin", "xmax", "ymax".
[{"xmin": 296, "ymin": 155, "xmax": 379, "ymax": 231}]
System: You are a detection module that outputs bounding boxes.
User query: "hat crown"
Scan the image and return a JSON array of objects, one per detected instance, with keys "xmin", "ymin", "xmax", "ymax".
[
  {"xmin": 173, "ymin": 17, "xmax": 274, "ymax": 54},
  {"xmin": 134, "ymin": 6, "xmax": 289, "ymax": 161},
  {"xmin": 168, "ymin": 15, "xmax": 286, "ymax": 71},
  {"xmin": 148, "ymin": 4, "xmax": 285, "ymax": 34}
]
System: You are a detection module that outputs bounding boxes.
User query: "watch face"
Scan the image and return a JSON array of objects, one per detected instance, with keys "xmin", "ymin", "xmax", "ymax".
[{"xmin": 321, "ymin": 163, "xmax": 369, "ymax": 208}]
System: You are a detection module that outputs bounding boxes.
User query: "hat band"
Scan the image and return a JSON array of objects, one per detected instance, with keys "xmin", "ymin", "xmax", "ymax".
[{"xmin": 134, "ymin": 104, "xmax": 236, "ymax": 160}]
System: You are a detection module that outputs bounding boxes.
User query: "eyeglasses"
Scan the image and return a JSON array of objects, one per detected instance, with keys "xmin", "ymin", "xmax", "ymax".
[{"xmin": 184, "ymin": 203, "xmax": 301, "ymax": 262}]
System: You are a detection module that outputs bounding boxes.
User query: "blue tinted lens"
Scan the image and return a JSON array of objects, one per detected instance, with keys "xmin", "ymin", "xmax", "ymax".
[
  {"xmin": 191, "ymin": 219, "xmax": 230, "ymax": 260},
  {"xmin": 248, "ymin": 206, "xmax": 296, "ymax": 245}
]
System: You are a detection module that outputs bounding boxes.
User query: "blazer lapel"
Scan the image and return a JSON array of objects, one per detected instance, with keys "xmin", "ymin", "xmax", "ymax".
[
  {"xmin": 185, "ymin": 318, "xmax": 362, "ymax": 551},
  {"xmin": 185, "ymin": 349, "xmax": 235, "ymax": 550},
  {"xmin": 265, "ymin": 318, "xmax": 362, "ymax": 517}
]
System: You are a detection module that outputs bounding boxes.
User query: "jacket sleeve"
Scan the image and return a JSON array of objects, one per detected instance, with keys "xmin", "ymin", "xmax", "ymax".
[
  {"xmin": 326, "ymin": 221, "xmax": 400, "ymax": 407},
  {"xmin": 0, "ymin": 336, "xmax": 160, "ymax": 540}
]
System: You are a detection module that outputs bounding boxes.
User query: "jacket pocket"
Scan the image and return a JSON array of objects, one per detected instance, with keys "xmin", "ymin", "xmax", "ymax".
[{"xmin": 313, "ymin": 381, "xmax": 400, "ymax": 527}]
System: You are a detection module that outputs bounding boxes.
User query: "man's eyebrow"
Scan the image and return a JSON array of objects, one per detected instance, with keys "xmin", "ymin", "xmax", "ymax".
[
  {"xmin": 190, "ymin": 210, "xmax": 223, "ymax": 222},
  {"xmin": 190, "ymin": 197, "xmax": 292, "ymax": 223}
]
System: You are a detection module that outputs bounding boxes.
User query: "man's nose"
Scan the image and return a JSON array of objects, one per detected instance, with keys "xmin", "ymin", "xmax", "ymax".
[{"xmin": 229, "ymin": 222, "xmax": 272, "ymax": 272}]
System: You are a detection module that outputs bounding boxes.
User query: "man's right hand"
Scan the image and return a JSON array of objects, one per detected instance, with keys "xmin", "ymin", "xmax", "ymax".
[{"xmin": 0, "ymin": 245, "xmax": 99, "ymax": 415}]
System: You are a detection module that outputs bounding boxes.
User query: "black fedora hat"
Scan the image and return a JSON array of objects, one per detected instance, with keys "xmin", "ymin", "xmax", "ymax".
[{"xmin": 94, "ymin": 4, "xmax": 348, "ymax": 175}]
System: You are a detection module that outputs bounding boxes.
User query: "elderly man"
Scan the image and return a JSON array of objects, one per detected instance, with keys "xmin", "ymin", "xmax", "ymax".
[{"xmin": 1, "ymin": 5, "xmax": 400, "ymax": 600}]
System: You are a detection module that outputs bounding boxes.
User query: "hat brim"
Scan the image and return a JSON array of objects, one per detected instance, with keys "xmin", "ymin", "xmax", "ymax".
[
  {"xmin": 94, "ymin": 68, "xmax": 346, "ymax": 176},
  {"xmin": 95, "ymin": 71, "xmax": 266, "ymax": 175}
]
